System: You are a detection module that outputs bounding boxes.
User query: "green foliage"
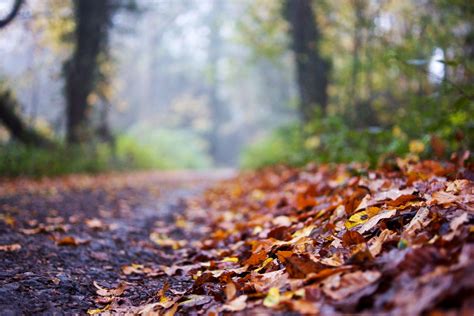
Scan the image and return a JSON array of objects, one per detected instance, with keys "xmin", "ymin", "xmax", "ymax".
[
  {"xmin": 0, "ymin": 128, "xmax": 212, "ymax": 177},
  {"xmin": 0, "ymin": 145, "xmax": 110, "ymax": 177},
  {"xmin": 241, "ymin": 124, "xmax": 307, "ymax": 168},
  {"xmin": 241, "ymin": 96, "xmax": 472, "ymax": 169},
  {"xmin": 117, "ymin": 127, "xmax": 212, "ymax": 170}
]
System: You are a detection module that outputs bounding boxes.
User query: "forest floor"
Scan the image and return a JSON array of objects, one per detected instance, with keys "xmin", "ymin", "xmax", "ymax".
[
  {"xmin": 0, "ymin": 170, "xmax": 234, "ymax": 315},
  {"xmin": 0, "ymin": 159, "xmax": 473, "ymax": 315}
]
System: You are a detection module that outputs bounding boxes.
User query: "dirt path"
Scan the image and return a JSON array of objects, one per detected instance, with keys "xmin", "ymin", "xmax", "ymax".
[{"xmin": 0, "ymin": 170, "xmax": 234, "ymax": 315}]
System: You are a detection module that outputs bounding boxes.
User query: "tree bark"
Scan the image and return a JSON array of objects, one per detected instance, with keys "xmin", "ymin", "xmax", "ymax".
[
  {"xmin": 0, "ymin": 88, "xmax": 54, "ymax": 148},
  {"xmin": 64, "ymin": 0, "xmax": 111, "ymax": 144},
  {"xmin": 284, "ymin": 0, "xmax": 329, "ymax": 122}
]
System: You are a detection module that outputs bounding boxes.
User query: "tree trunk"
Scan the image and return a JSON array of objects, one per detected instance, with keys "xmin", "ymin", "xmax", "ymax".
[
  {"xmin": 284, "ymin": 0, "xmax": 329, "ymax": 122},
  {"xmin": 64, "ymin": 0, "xmax": 111, "ymax": 144},
  {"xmin": 0, "ymin": 88, "xmax": 54, "ymax": 148}
]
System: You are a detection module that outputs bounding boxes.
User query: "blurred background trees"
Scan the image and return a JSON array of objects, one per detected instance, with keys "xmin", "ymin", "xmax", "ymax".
[{"xmin": 0, "ymin": 0, "xmax": 472, "ymax": 176}]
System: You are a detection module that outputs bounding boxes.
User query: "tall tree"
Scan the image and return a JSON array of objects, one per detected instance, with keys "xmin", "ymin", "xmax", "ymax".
[
  {"xmin": 283, "ymin": 0, "xmax": 329, "ymax": 122},
  {"xmin": 64, "ymin": 0, "xmax": 112, "ymax": 144}
]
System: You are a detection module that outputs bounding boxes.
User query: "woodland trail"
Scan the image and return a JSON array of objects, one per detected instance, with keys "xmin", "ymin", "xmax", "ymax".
[{"xmin": 0, "ymin": 170, "xmax": 234, "ymax": 315}]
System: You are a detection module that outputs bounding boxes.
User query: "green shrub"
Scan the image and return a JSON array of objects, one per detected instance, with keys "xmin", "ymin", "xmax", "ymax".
[
  {"xmin": 120, "ymin": 127, "xmax": 212, "ymax": 169},
  {"xmin": 0, "ymin": 127, "xmax": 212, "ymax": 177},
  {"xmin": 241, "ymin": 108, "xmax": 472, "ymax": 169},
  {"xmin": 0, "ymin": 144, "xmax": 110, "ymax": 177}
]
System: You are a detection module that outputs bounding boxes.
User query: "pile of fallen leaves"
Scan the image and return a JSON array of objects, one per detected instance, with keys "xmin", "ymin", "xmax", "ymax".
[{"xmin": 131, "ymin": 158, "xmax": 473, "ymax": 315}]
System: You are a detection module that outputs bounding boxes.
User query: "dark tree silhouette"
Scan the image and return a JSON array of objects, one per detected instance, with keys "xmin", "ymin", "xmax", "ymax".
[
  {"xmin": 0, "ymin": 88, "xmax": 54, "ymax": 148},
  {"xmin": 64, "ymin": 0, "xmax": 112, "ymax": 144},
  {"xmin": 284, "ymin": 0, "xmax": 329, "ymax": 122}
]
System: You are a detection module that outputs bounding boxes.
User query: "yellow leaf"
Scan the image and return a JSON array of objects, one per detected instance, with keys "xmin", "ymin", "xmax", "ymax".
[
  {"xmin": 222, "ymin": 257, "xmax": 239, "ymax": 263},
  {"xmin": 254, "ymin": 257, "xmax": 273, "ymax": 272},
  {"xmin": 409, "ymin": 140, "xmax": 425, "ymax": 154},
  {"xmin": 345, "ymin": 207, "xmax": 379, "ymax": 229},
  {"xmin": 87, "ymin": 304, "xmax": 111, "ymax": 315},
  {"xmin": 263, "ymin": 287, "xmax": 280, "ymax": 308},
  {"xmin": 150, "ymin": 233, "xmax": 186, "ymax": 250}
]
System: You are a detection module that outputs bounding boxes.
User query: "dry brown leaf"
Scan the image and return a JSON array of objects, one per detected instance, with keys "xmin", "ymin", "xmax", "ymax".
[
  {"xmin": 402, "ymin": 207, "xmax": 431, "ymax": 238},
  {"xmin": 430, "ymin": 191, "xmax": 460, "ymax": 205},
  {"xmin": 322, "ymin": 270, "xmax": 381, "ymax": 300},
  {"xmin": 244, "ymin": 250, "xmax": 267, "ymax": 266},
  {"xmin": 93, "ymin": 281, "xmax": 127, "ymax": 297},
  {"xmin": 225, "ymin": 282, "xmax": 237, "ymax": 301},
  {"xmin": 284, "ymin": 254, "xmax": 326, "ymax": 278},
  {"xmin": 368, "ymin": 229, "xmax": 397, "ymax": 257},
  {"xmin": 178, "ymin": 295, "xmax": 212, "ymax": 308},
  {"xmin": 56, "ymin": 236, "xmax": 89, "ymax": 246},
  {"xmin": 358, "ymin": 209, "xmax": 397, "ymax": 234},
  {"xmin": 150, "ymin": 232, "xmax": 187, "ymax": 249},
  {"xmin": 252, "ymin": 269, "xmax": 289, "ymax": 292},
  {"xmin": 222, "ymin": 295, "xmax": 247, "ymax": 312},
  {"xmin": 443, "ymin": 212, "xmax": 469, "ymax": 241}
]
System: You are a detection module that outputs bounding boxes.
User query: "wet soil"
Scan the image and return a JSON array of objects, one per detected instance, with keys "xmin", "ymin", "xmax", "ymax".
[{"xmin": 0, "ymin": 170, "xmax": 233, "ymax": 315}]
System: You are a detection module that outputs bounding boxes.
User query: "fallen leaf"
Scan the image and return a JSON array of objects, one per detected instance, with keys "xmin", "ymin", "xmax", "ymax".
[
  {"xmin": 345, "ymin": 207, "xmax": 380, "ymax": 229},
  {"xmin": 342, "ymin": 231, "xmax": 366, "ymax": 246},
  {"xmin": 430, "ymin": 191, "xmax": 459, "ymax": 205},
  {"xmin": 368, "ymin": 229, "xmax": 397, "ymax": 257},
  {"xmin": 322, "ymin": 270, "xmax": 381, "ymax": 300},
  {"xmin": 85, "ymin": 218, "xmax": 106, "ymax": 230},
  {"xmin": 87, "ymin": 304, "xmax": 111, "ymax": 315},
  {"xmin": 243, "ymin": 250, "xmax": 267, "ymax": 266},
  {"xmin": 0, "ymin": 243, "xmax": 21, "ymax": 252},
  {"xmin": 402, "ymin": 207, "xmax": 431, "ymax": 238},
  {"xmin": 284, "ymin": 254, "xmax": 326, "ymax": 278},
  {"xmin": 225, "ymin": 282, "xmax": 237, "ymax": 301},
  {"xmin": 150, "ymin": 233, "xmax": 187, "ymax": 249},
  {"xmin": 222, "ymin": 256, "xmax": 239, "ymax": 263},
  {"xmin": 56, "ymin": 236, "xmax": 89, "ymax": 246},
  {"xmin": 164, "ymin": 303, "xmax": 179, "ymax": 316},
  {"xmin": 358, "ymin": 209, "xmax": 397, "ymax": 234},
  {"xmin": 178, "ymin": 295, "xmax": 212, "ymax": 308},
  {"xmin": 222, "ymin": 295, "xmax": 247, "ymax": 312},
  {"xmin": 93, "ymin": 281, "xmax": 126, "ymax": 297},
  {"xmin": 263, "ymin": 287, "xmax": 280, "ymax": 308},
  {"xmin": 443, "ymin": 212, "xmax": 469, "ymax": 241}
]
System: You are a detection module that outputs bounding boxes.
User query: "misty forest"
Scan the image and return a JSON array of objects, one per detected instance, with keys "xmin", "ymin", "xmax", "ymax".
[{"xmin": 0, "ymin": 0, "xmax": 473, "ymax": 314}]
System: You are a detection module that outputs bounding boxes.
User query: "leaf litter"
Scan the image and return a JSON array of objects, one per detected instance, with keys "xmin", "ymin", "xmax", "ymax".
[
  {"xmin": 126, "ymin": 158, "xmax": 473, "ymax": 315},
  {"xmin": 1, "ymin": 163, "xmax": 473, "ymax": 314}
]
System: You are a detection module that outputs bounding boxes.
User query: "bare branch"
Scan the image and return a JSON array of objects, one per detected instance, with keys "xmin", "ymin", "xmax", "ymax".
[{"xmin": 0, "ymin": 0, "xmax": 24, "ymax": 29}]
